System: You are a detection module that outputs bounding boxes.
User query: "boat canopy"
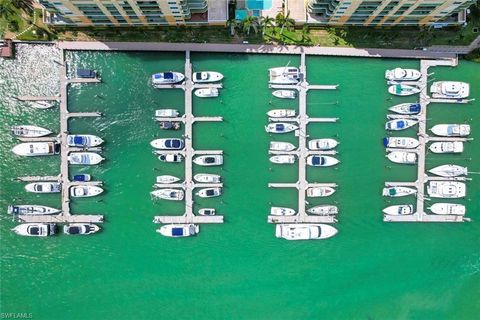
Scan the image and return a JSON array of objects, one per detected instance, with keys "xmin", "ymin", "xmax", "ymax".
[
  {"xmin": 172, "ymin": 228, "xmax": 184, "ymax": 236},
  {"xmin": 68, "ymin": 226, "xmax": 81, "ymax": 234},
  {"xmin": 73, "ymin": 136, "xmax": 84, "ymax": 145},
  {"xmin": 276, "ymin": 124, "xmax": 285, "ymax": 131},
  {"xmin": 28, "ymin": 226, "xmax": 40, "ymax": 235},
  {"xmin": 164, "ymin": 72, "xmax": 174, "ymax": 79},
  {"xmin": 312, "ymin": 156, "xmax": 325, "ymax": 166},
  {"xmin": 410, "ymin": 104, "xmax": 421, "ymax": 112},
  {"xmin": 396, "ymin": 121, "xmax": 405, "ymax": 129}
]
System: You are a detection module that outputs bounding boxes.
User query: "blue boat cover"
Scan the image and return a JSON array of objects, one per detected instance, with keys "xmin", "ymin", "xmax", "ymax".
[
  {"xmin": 73, "ymin": 174, "xmax": 86, "ymax": 181},
  {"xmin": 172, "ymin": 228, "xmax": 184, "ymax": 236},
  {"xmin": 397, "ymin": 121, "xmax": 405, "ymax": 129},
  {"xmin": 447, "ymin": 126, "xmax": 454, "ymax": 135},
  {"xmin": 276, "ymin": 124, "xmax": 285, "ymax": 131},
  {"xmin": 73, "ymin": 136, "xmax": 84, "ymax": 145},
  {"xmin": 164, "ymin": 72, "xmax": 174, "ymax": 79},
  {"xmin": 383, "ymin": 137, "xmax": 389, "ymax": 147},
  {"xmin": 312, "ymin": 156, "xmax": 323, "ymax": 165},
  {"xmin": 154, "ymin": 74, "xmax": 161, "ymax": 79},
  {"xmin": 410, "ymin": 104, "xmax": 421, "ymax": 113}
]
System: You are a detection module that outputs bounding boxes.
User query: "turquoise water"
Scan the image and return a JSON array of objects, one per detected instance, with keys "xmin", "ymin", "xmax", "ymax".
[{"xmin": 1, "ymin": 46, "xmax": 479, "ymax": 319}]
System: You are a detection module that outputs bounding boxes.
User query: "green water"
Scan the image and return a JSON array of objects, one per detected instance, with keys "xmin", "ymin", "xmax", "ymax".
[{"xmin": 1, "ymin": 46, "xmax": 479, "ymax": 319}]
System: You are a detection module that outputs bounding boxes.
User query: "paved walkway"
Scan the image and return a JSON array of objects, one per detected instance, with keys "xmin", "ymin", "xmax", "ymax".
[{"xmin": 427, "ymin": 35, "xmax": 480, "ymax": 54}]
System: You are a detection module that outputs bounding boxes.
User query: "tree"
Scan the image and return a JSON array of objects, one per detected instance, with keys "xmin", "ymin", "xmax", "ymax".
[
  {"xmin": 0, "ymin": 0, "xmax": 17, "ymax": 20},
  {"xmin": 276, "ymin": 10, "xmax": 295, "ymax": 35},
  {"xmin": 299, "ymin": 24, "xmax": 311, "ymax": 44},
  {"xmin": 226, "ymin": 18, "xmax": 237, "ymax": 36},
  {"xmin": 11, "ymin": 0, "xmax": 33, "ymax": 14},
  {"xmin": 242, "ymin": 16, "xmax": 258, "ymax": 36},
  {"xmin": 259, "ymin": 16, "xmax": 275, "ymax": 36}
]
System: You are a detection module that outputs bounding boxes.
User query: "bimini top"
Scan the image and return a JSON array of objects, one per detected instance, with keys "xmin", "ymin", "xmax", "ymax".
[
  {"xmin": 172, "ymin": 227, "xmax": 184, "ymax": 236},
  {"xmin": 312, "ymin": 156, "xmax": 325, "ymax": 166}
]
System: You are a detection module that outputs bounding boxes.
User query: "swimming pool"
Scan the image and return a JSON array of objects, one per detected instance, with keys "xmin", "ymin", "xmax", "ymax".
[{"xmin": 247, "ymin": 0, "xmax": 273, "ymax": 10}]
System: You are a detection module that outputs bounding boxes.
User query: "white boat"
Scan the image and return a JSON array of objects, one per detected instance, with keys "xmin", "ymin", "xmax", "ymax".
[
  {"xmin": 308, "ymin": 139, "xmax": 338, "ymax": 151},
  {"xmin": 64, "ymin": 223, "xmax": 100, "ymax": 235},
  {"xmin": 306, "ymin": 187, "xmax": 336, "ymax": 197},
  {"xmin": 194, "ymin": 88, "xmax": 219, "ymax": 98},
  {"xmin": 385, "ymin": 68, "xmax": 421, "ymax": 81},
  {"xmin": 270, "ymin": 141, "xmax": 296, "ymax": 151},
  {"xmin": 12, "ymin": 142, "xmax": 60, "ymax": 156},
  {"xmin": 156, "ymin": 175, "xmax": 180, "ymax": 184},
  {"xmin": 25, "ymin": 182, "xmax": 61, "ymax": 193},
  {"xmin": 196, "ymin": 187, "xmax": 222, "ymax": 198},
  {"xmin": 428, "ymin": 203, "xmax": 466, "ymax": 216},
  {"xmin": 269, "ymin": 66, "xmax": 300, "ymax": 84},
  {"xmin": 70, "ymin": 185, "xmax": 104, "ymax": 197},
  {"xmin": 265, "ymin": 123, "xmax": 298, "ymax": 133},
  {"xmin": 198, "ymin": 208, "xmax": 216, "ymax": 216},
  {"xmin": 270, "ymin": 207, "xmax": 296, "ymax": 216},
  {"xmin": 193, "ymin": 155, "xmax": 223, "ymax": 166},
  {"xmin": 10, "ymin": 125, "xmax": 52, "ymax": 138},
  {"xmin": 270, "ymin": 155, "xmax": 295, "ymax": 164},
  {"xmin": 7, "ymin": 205, "xmax": 60, "ymax": 215},
  {"xmin": 157, "ymin": 224, "xmax": 199, "ymax": 237},
  {"xmin": 386, "ymin": 151, "xmax": 417, "ymax": 164},
  {"xmin": 275, "ymin": 224, "xmax": 338, "ymax": 240},
  {"xmin": 429, "ymin": 141, "xmax": 463, "ymax": 154},
  {"xmin": 388, "ymin": 84, "xmax": 420, "ymax": 96},
  {"xmin": 382, "ymin": 187, "xmax": 417, "ymax": 197},
  {"xmin": 158, "ymin": 154, "xmax": 183, "ymax": 163},
  {"xmin": 150, "ymin": 138, "xmax": 184, "ymax": 150},
  {"xmin": 12, "ymin": 223, "xmax": 56, "ymax": 237},
  {"xmin": 307, "ymin": 205, "xmax": 338, "ymax": 215},
  {"xmin": 29, "ymin": 101, "xmax": 54, "ymax": 109},
  {"xmin": 272, "ymin": 90, "xmax": 296, "ymax": 99},
  {"xmin": 68, "ymin": 152, "xmax": 104, "ymax": 165},
  {"xmin": 267, "ymin": 109, "xmax": 296, "ymax": 118},
  {"xmin": 152, "ymin": 72, "xmax": 184, "ymax": 85},
  {"xmin": 193, "ymin": 174, "xmax": 221, "ymax": 183},
  {"xmin": 193, "ymin": 71, "xmax": 224, "ymax": 83},
  {"xmin": 385, "ymin": 119, "xmax": 417, "ymax": 131},
  {"xmin": 388, "ymin": 103, "xmax": 421, "ymax": 115},
  {"xmin": 427, "ymin": 181, "xmax": 466, "ymax": 198},
  {"xmin": 306, "ymin": 155, "xmax": 339, "ymax": 167},
  {"xmin": 383, "ymin": 205, "xmax": 414, "ymax": 215},
  {"xmin": 430, "ymin": 81, "xmax": 470, "ymax": 99},
  {"xmin": 431, "ymin": 124, "xmax": 470, "ymax": 137},
  {"xmin": 151, "ymin": 188, "xmax": 184, "ymax": 200},
  {"xmin": 155, "ymin": 109, "xmax": 179, "ymax": 117},
  {"xmin": 428, "ymin": 164, "xmax": 467, "ymax": 177},
  {"xmin": 383, "ymin": 137, "xmax": 419, "ymax": 149},
  {"xmin": 67, "ymin": 134, "xmax": 104, "ymax": 147}
]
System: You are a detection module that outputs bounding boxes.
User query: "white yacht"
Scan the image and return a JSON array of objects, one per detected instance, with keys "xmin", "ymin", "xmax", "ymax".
[
  {"xmin": 269, "ymin": 141, "xmax": 296, "ymax": 152},
  {"xmin": 430, "ymin": 81, "xmax": 470, "ymax": 99},
  {"xmin": 157, "ymin": 224, "xmax": 199, "ymax": 237},
  {"xmin": 25, "ymin": 182, "xmax": 61, "ymax": 193},
  {"xmin": 68, "ymin": 152, "xmax": 104, "ymax": 165},
  {"xmin": 198, "ymin": 208, "xmax": 216, "ymax": 216},
  {"xmin": 155, "ymin": 109, "xmax": 180, "ymax": 118},
  {"xmin": 29, "ymin": 101, "xmax": 54, "ymax": 109},
  {"xmin": 151, "ymin": 189, "xmax": 184, "ymax": 200},
  {"xmin": 306, "ymin": 155, "xmax": 339, "ymax": 167},
  {"xmin": 196, "ymin": 187, "xmax": 222, "ymax": 198},
  {"xmin": 307, "ymin": 205, "xmax": 338, "ymax": 215},
  {"xmin": 268, "ymin": 66, "xmax": 300, "ymax": 84},
  {"xmin": 270, "ymin": 207, "xmax": 296, "ymax": 216},
  {"xmin": 156, "ymin": 175, "xmax": 181, "ymax": 184},
  {"xmin": 70, "ymin": 185, "xmax": 104, "ymax": 197},
  {"xmin": 306, "ymin": 187, "xmax": 336, "ymax": 197},
  {"xmin": 150, "ymin": 138, "xmax": 184, "ymax": 150},
  {"xmin": 265, "ymin": 123, "xmax": 298, "ymax": 133},
  {"xmin": 10, "ymin": 125, "xmax": 51, "ymax": 138},
  {"xmin": 427, "ymin": 181, "xmax": 466, "ymax": 198},
  {"xmin": 383, "ymin": 205, "xmax": 414, "ymax": 215},
  {"xmin": 272, "ymin": 90, "xmax": 296, "ymax": 99},
  {"xmin": 388, "ymin": 103, "xmax": 421, "ymax": 115},
  {"xmin": 385, "ymin": 68, "xmax": 421, "ymax": 81},
  {"xmin": 12, "ymin": 223, "xmax": 56, "ymax": 237},
  {"xmin": 7, "ymin": 205, "xmax": 60, "ymax": 215},
  {"xmin": 152, "ymin": 72, "xmax": 184, "ymax": 85},
  {"xmin": 388, "ymin": 84, "xmax": 420, "ymax": 96},
  {"xmin": 382, "ymin": 187, "xmax": 417, "ymax": 197},
  {"xmin": 194, "ymin": 173, "xmax": 221, "ymax": 183},
  {"xmin": 193, "ymin": 155, "xmax": 223, "ymax": 166},
  {"xmin": 158, "ymin": 154, "xmax": 183, "ymax": 163},
  {"xmin": 12, "ymin": 142, "xmax": 60, "ymax": 156},
  {"xmin": 428, "ymin": 164, "xmax": 467, "ymax": 177},
  {"xmin": 269, "ymin": 155, "xmax": 295, "ymax": 164},
  {"xmin": 194, "ymin": 88, "xmax": 219, "ymax": 98},
  {"xmin": 385, "ymin": 119, "xmax": 417, "ymax": 131},
  {"xmin": 275, "ymin": 224, "xmax": 338, "ymax": 240},
  {"xmin": 193, "ymin": 71, "xmax": 224, "ymax": 83},
  {"xmin": 431, "ymin": 124, "xmax": 470, "ymax": 137},
  {"xmin": 386, "ymin": 151, "xmax": 417, "ymax": 164},
  {"xmin": 64, "ymin": 223, "xmax": 100, "ymax": 235},
  {"xmin": 308, "ymin": 139, "xmax": 338, "ymax": 151},
  {"xmin": 67, "ymin": 134, "xmax": 104, "ymax": 147},
  {"xmin": 428, "ymin": 203, "xmax": 465, "ymax": 216},
  {"xmin": 383, "ymin": 137, "xmax": 419, "ymax": 149},
  {"xmin": 429, "ymin": 141, "xmax": 463, "ymax": 154},
  {"xmin": 267, "ymin": 109, "xmax": 296, "ymax": 118}
]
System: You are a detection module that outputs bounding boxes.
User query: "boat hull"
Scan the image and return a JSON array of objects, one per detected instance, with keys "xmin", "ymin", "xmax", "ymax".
[
  {"xmin": 10, "ymin": 125, "xmax": 52, "ymax": 138},
  {"xmin": 427, "ymin": 181, "xmax": 466, "ymax": 198},
  {"xmin": 383, "ymin": 137, "xmax": 419, "ymax": 149},
  {"xmin": 387, "ymin": 151, "xmax": 417, "ymax": 164},
  {"xmin": 270, "ymin": 155, "xmax": 295, "ymax": 164},
  {"xmin": 429, "ymin": 141, "xmax": 463, "ymax": 154},
  {"xmin": 193, "ymin": 71, "xmax": 224, "ymax": 83},
  {"xmin": 428, "ymin": 164, "xmax": 467, "ymax": 177},
  {"xmin": 157, "ymin": 224, "xmax": 199, "ymax": 237},
  {"xmin": 12, "ymin": 223, "xmax": 56, "ymax": 237},
  {"xmin": 270, "ymin": 207, "xmax": 296, "ymax": 216},
  {"xmin": 383, "ymin": 205, "xmax": 414, "ymax": 215},
  {"xmin": 25, "ymin": 182, "xmax": 61, "ymax": 193},
  {"xmin": 306, "ymin": 187, "xmax": 336, "ymax": 197},
  {"xmin": 431, "ymin": 124, "xmax": 470, "ymax": 137},
  {"xmin": 428, "ymin": 203, "xmax": 465, "ymax": 216},
  {"xmin": 272, "ymin": 90, "xmax": 296, "ymax": 99},
  {"xmin": 275, "ymin": 224, "xmax": 338, "ymax": 240},
  {"xmin": 70, "ymin": 186, "xmax": 104, "ymax": 197},
  {"xmin": 68, "ymin": 152, "xmax": 104, "ymax": 165},
  {"xmin": 7, "ymin": 205, "xmax": 60, "ymax": 215},
  {"xmin": 307, "ymin": 205, "xmax": 338, "ymax": 215},
  {"xmin": 151, "ymin": 189, "xmax": 184, "ymax": 200}
]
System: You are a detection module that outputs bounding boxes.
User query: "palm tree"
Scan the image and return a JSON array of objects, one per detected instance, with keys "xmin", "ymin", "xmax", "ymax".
[
  {"xmin": 0, "ymin": 1, "xmax": 17, "ymax": 20},
  {"xmin": 260, "ymin": 16, "xmax": 275, "ymax": 36},
  {"xmin": 299, "ymin": 24, "xmax": 311, "ymax": 44},
  {"xmin": 11, "ymin": 0, "xmax": 33, "ymax": 14},
  {"xmin": 226, "ymin": 18, "xmax": 237, "ymax": 36},
  {"xmin": 242, "ymin": 16, "xmax": 258, "ymax": 36}
]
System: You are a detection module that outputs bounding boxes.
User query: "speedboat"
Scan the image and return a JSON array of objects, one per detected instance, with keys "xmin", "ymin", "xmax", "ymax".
[
  {"xmin": 386, "ymin": 151, "xmax": 417, "ymax": 164},
  {"xmin": 382, "ymin": 187, "xmax": 417, "ymax": 197},
  {"xmin": 152, "ymin": 72, "xmax": 184, "ymax": 85},
  {"xmin": 427, "ymin": 181, "xmax": 466, "ymax": 198},
  {"xmin": 388, "ymin": 103, "xmax": 421, "ymax": 115},
  {"xmin": 12, "ymin": 142, "xmax": 60, "ymax": 156},
  {"xmin": 196, "ymin": 187, "xmax": 222, "ymax": 198},
  {"xmin": 70, "ymin": 185, "xmax": 104, "ymax": 197},
  {"xmin": 385, "ymin": 119, "xmax": 417, "ymax": 131},
  {"xmin": 272, "ymin": 90, "xmax": 296, "ymax": 99},
  {"xmin": 73, "ymin": 174, "xmax": 91, "ymax": 182},
  {"xmin": 429, "ymin": 141, "xmax": 463, "ymax": 154},
  {"xmin": 25, "ymin": 182, "xmax": 61, "ymax": 193},
  {"xmin": 270, "ymin": 141, "xmax": 296, "ymax": 151},
  {"xmin": 193, "ymin": 155, "xmax": 223, "ymax": 166},
  {"xmin": 193, "ymin": 71, "xmax": 223, "ymax": 83},
  {"xmin": 155, "ymin": 109, "xmax": 179, "ymax": 117},
  {"xmin": 193, "ymin": 174, "xmax": 221, "ymax": 183},
  {"xmin": 265, "ymin": 123, "xmax": 298, "ymax": 133},
  {"xmin": 159, "ymin": 121, "xmax": 181, "ymax": 130},
  {"xmin": 383, "ymin": 137, "xmax": 419, "ymax": 149},
  {"xmin": 267, "ymin": 109, "xmax": 296, "ymax": 118},
  {"xmin": 10, "ymin": 125, "xmax": 51, "ymax": 138},
  {"xmin": 306, "ymin": 187, "xmax": 336, "ymax": 197},
  {"xmin": 29, "ymin": 101, "xmax": 54, "ymax": 109},
  {"xmin": 270, "ymin": 155, "xmax": 295, "ymax": 164},
  {"xmin": 306, "ymin": 155, "xmax": 339, "ymax": 167},
  {"xmin": 7, "ymin": 205, "xmax": 60, "ymax": 215},
  {"xmin": 269, "ymin": 66, "xmax": 300, "ymax": 84},
  {"xmin": 383, "ymin": 205, "xmax": 414, "ymax": 215},
  {"xmin": 151, "ymin": 188, "xmax": 184, "ymax": 200},
  {"xmin": 198, "ymin": 208, "xmax": 216, "ymax": 216},
  {"xmin": 428, "ymin": 203, "xmax": 465, "ymax": 216},
  {"xmin": 157, "ymin": 224, "xmax": 199, "ymax": 237},
  {"xmin": 156, "ymin": 175, "xmax": 180, "ymax": 184},
  {"xmin": 12, "ymin": 223, "xmax": 56, "ymax": 237},
  {"xmin": 158, "ymin": 154, "xmax": 183, "ymax": 163},
  {"xmin": 275, "ymin": 224, "xmax": 338, "ymax": 240},
  {"xmin": 68, "ymin": 152, "xmax": 104, "ymax": 165},
  {"xmin": 428, "ymin": 164, "xmax": 467, "ymax": 177},
  {"xmin": 388, "ymin": 84, "xmax": 420, "ymax": 96},
  {"xmin": 150, "ymin": 138, "xmax": 184, "ymax": 150},
  {"xmin": 67, "ymin": 134, "xmax": 103, "ymax": 147},
  {"xmin": 385, "ymin": 68, "xmax": 421, "ymax": 81},
  {"xmin": 308, "ymin": 139, "xmax": 338, "ymax": 151},
  {"xmin": 270, "ymin": 207, "xmax": 296, "ymax": 216},
  {"xmin": 194, "ymin": 88, "xmax": 219, "ymax": 98},
  {"xmin": 64, "ymin": 223, "xmax": 100, "ymax": 235},
  {"xmin": 431, "ymin": 124, "xmax": 470, "ymax": 137},
  {"xmin": 307, "ymin": 205, "xmax": 338, "ymax": 215},
  {"xmin": 430, "ymin": 81, "xmax": 470, "ymax": 99}
]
